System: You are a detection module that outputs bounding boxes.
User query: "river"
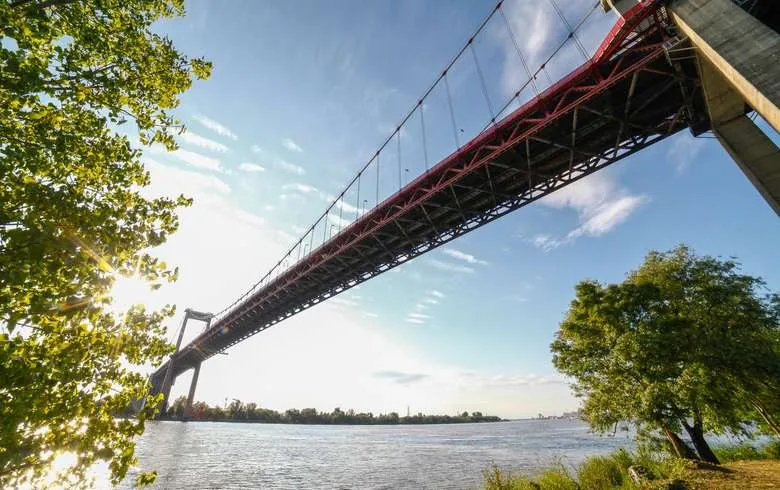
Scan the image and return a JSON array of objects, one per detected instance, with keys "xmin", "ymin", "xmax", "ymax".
[{"xmin": 114, "ymin": 419, "xmax": 633, "ymax": 489}]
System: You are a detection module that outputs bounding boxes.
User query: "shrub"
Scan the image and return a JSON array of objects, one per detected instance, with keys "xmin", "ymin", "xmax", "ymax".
[
  {"xmin": 535, "ymin": 466, "xmax": 578, "ymax": 490},
  {"xmin": 577, "ymin": 455, "xmax": 625, "ymax": 489},
  {"xmin": 762, "ymin": 439, "xmax": 780, "ymax": 460},
  {"xmin": 482, "ymin": 464, "xmax": 538, "ymax": 490},
  {"xmin": 714, "ymin": 444, "xmax": 763, "ymax": 462}
]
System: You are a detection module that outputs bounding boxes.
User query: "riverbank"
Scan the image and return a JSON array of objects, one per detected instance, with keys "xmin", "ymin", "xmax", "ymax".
[
  {"xmin": 483, "ymin": 441, "xmax": 780, "ymax": 489},
  {"xmin": 164, "ymin": 397, "xmax": 503, "ymax": 424}
]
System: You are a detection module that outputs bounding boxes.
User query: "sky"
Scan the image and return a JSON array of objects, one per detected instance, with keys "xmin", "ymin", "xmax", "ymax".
[{"xmin": 114, "ymin": 0, "xmax": 780, "ymax": 419}]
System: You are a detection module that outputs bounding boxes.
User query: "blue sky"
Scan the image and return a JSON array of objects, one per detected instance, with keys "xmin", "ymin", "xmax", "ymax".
[{"xmin": 116, "ymin": 0, "xmax": 780, "ymax": 418}]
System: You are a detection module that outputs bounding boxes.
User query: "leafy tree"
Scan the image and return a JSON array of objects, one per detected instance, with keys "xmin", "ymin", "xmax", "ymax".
[
  {"xmin": 0, "ymin": 0, "xmax": 210, "ymax": 487},
  {"xmin": 551, "ymin": 245, "xmax": 779, "ymax": 464}
]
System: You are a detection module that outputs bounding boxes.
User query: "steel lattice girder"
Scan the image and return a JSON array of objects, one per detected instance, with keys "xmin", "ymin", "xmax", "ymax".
[{"xmin": 152, "ymin": 0, "xmax": 706, "ymax": 384}]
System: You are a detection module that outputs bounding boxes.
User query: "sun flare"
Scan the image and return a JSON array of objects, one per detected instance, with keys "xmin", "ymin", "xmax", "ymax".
[{"xmin": 110, "ymin": 274, "xmax": 153, "ymax": 313}]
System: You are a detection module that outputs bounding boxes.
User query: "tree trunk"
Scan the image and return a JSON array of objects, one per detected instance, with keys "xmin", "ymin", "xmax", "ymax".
[
  {"xmin": 663, "ymin": 428, "xmax": 697, "ymax": 459},
  {"xmin": 752, "ymin": 400, "xmax": 780, "ymax": 436},
  {"xmin": 683, "ymin": 420, "xmax": 720, "ymax": 464}
]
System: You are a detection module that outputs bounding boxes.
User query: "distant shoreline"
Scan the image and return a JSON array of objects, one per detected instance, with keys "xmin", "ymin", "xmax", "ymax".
[{"xmin": 155, "ymin": 416, "xmax": 506, "ymax": 426}]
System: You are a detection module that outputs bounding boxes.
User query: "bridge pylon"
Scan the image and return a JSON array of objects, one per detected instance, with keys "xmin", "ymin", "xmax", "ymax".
[
  {"xmin": 154, "ymin": 308, "xmax": 213, "ymax": 418},
  {"xmin": 606, "ymin": 0, "xmax": 780, "ymax": 216}
]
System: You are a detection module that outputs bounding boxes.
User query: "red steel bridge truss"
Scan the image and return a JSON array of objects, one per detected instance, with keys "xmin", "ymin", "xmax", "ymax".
[{"xmin": 151, "ymin": 0, "xmax": 709, "ymax": 392}]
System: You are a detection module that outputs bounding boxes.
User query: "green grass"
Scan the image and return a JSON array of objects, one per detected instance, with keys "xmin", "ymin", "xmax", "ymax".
[
  {"xmin": 483, "ymin": 440, "xmax": 780, "ymax": 490},
  {"xmin": 482, "ymin": 448, "xmax": 689, "ymax": 490}
]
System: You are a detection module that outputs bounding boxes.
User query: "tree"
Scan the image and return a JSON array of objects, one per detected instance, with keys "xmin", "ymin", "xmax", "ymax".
[
  {"xmin": 0, "ymin": 0, "xmax": 210, "ymax": 487},
  {"xmin": 551, "ymin": 245, "xmax": 779, "ymax": 464}
]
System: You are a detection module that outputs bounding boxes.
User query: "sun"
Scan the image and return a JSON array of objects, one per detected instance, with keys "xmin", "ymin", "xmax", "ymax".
[{"xmin": 109, "ymin": 274, "xmax": 154, "ymax": 313}]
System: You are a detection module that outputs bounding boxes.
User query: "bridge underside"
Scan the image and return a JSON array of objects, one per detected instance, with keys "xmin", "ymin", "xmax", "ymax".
[{"xmin": 151, "ymin": 3, "xmax": 708, "ymax": 392}]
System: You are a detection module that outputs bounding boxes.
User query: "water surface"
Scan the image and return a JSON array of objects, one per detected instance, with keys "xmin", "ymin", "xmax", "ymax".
[{"xmin": 118, "ymin": 419, "xmax": 633, "ymax": 489}]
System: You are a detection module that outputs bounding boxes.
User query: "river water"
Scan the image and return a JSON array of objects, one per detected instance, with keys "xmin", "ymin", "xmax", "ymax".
[{"xmin": 115, "ymin": 419, "xmax": 633, "ymax": 489}]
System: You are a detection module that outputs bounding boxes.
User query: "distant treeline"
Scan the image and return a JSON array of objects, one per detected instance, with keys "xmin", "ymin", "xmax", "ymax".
[{"xmin": 165, "ymin": 397, "xmax": 503, "ymax": 425}]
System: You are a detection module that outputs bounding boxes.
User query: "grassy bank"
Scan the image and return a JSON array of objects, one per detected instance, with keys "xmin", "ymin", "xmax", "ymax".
[{"xmin": 483, "ymin": 440, "xmax": 780, "ymax": 489}]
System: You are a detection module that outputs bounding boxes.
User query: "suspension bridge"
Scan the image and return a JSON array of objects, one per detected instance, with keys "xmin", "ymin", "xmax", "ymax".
[{"xmin": 149, "ymin": 0, "xmax": 780, "ymax": 418}]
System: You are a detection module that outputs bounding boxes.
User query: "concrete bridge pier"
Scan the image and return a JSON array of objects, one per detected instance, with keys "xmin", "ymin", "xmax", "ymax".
[
  {"xmin": 669, "ymin": 0, "xmax": 780, "ymax": 216},
  {"xmin": 157, "ymin": 308, "xmax": 213, "ymax": 417},
  {"xmin": 183, "ymin": 362, "xmax": 201, "ymax": 420},
  {"xmin": 604, "ymin": 0, "xmax": 780, "ymax": 216}
]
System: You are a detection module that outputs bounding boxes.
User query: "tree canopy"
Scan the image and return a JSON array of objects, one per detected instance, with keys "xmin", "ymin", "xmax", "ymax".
[
  {"xmin": 551, "ymin": 245, "xmax": 780, "ymax": 464},
  {"xmin": 0, "ymin": 0, "xmax": 210, "ymax": 487}
]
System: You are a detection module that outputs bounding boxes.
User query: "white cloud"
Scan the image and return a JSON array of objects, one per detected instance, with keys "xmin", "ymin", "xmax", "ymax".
[
  {"xmin": 442, "ymin": 248, "xmax": 488, "ymax": 265},
  {"xmin": 423, "ymin": 298, "xmax": 439, "ymax": 305},
  {"xmin": 529, "ymin": 172, "xmax": 649, "ymax": 250},
  {"xmin": 282, "ymin": 138, "xmax": 303, "ymax": 153},
  {"xmin": 278, "ymin": 160, "xmax": 306, "ymax": 175},
  {"xmin": 171, "ymin": 148, "xmax": 224, "ymax": 173},
  {"xmin": 497, "ymin": 0, "xmax": 614, "ymax": 101},
  {"xmin": 529, "ymin": 234, "xmax": 567, "ymax": 252},
  {"xmin": 667, "ymin": 132, "xmax": 707, "ymax": 173},
  {"xmin": 406, "ymin": 318, "xmax": 426, "ymax": 325},
  {"xmin": 431, "ymin": 290, "xmax": 445, "ymax": 298},
  {"xmin": 238, "ymin": 162, "xmax": 265, "ymax": 173},
  {"xmin": 250, "ymin": 145, "xmax": 262, "ymax": 154},
  {"xmin": 408, "ymin": 313, "xmax": 431, "ymax": 320},
  {"xmin": 143, "ymin": 158, "xmax": 230, "ymax": 195},
  {"xmin": 192, "ymin": 114, "xmax": 237, "ymax": 140},
  {"xmin": 180, "ymin": 130, "xmax": 229, "ymax": 153},
  {"xmin": 428, "ymin": 259, "xmax": 475, "ymax": 274},
  {"xmin": 283, "ymin": 183, "xmax": 319, "ymax": 194},
  {"xmin": 328, "ymin": 212, "xmax": 352, "ymax": 228},
  {"xmin": 329, "ymin": 297, "xmax": 359, "ymax": 308}
]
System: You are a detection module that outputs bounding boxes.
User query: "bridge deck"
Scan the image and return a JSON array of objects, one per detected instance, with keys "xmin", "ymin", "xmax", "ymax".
[{"xmin": 153, "ymin": 1, "xmax": 707, "ymax": 385}]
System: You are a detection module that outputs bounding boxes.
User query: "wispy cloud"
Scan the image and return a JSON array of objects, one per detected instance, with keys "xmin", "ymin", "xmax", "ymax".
[
  {"xmin": 429, "ymin": 259, "xmax": 475, "ymax": 274},
  {"xmin": 373, "ymin": 371, "xmax": 428, "ymax": 385},
  {"xmin": 251, "ymin": 144, "xmax": 306, "ymax": 175},
  {"xmin": 282, "ymin": 138, "xmax": 303, "ymax": 153},
  {"xmin": 283, "ymin": 182, "xmax": 319, "ymax": 194},
  {"xmin": 431, "ymin": 290, "xmax": 445, "ymax": 299},
  {"xmin": 667, "ymin": 132, "xmax": 707, "ymax": 173},
  {"xmin": 238, "ymin": 162, "xmax": 265, "ymax": 173},
  {"xmin": 528, "ymin": 172, "xmax": 649, "ymax": 250},
  {"xmin": 328, "ymin": 212, "xmax": 352, "ymax": 228},
  {"xmin": 406, "ymin": 318, "xmax": 426, "ymax": 325},
  {"xmin": 485, "ymin": 373, "xmax": 566, "ymax": 387},
  {"xmin": 423, "ymin": 298, "xmax": 439, "ymax": 305},
  {"xmin": 192, "ymin": 114, "xmax": 237, "ymax": 141},
  {"xmin": 278, "ymin": 159, "xmax": 306, "ymax": 175},
  {"xmin": 180, "ymin": 130, "xmax": 229, "ymax": 153},
  {"xmin": 407, "ymin": 313, "xmax": 431, "ymax": 320},
  {"xmin": 144, "ymin": 158, "xmax": 230, "ymax": 194},
  {"xmin": 442, "ymin": 248, "xmax": 488, "ymax": 265},
  {"xmin": 330, "ymin": 297, "xmax": 358, "ymax": 307},
  {"xmin": 171, "ymin": 148, "xmax": 224, "ymax": 173}
]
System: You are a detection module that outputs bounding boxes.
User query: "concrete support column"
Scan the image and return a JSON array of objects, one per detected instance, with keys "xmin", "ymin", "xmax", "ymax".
[
  {"xmin": 183, "ymin": 362, "xmax": 201, "ymax": 420},
  {"xmin": 600, "ymin": 0, "xmax": 641, "ymax": 16},
  {"xmin": 159, "ymin": 311, "xmax": 192, "ymax": 415},
  {"xmin": 670, "ymin": 0, "xmax": 780, "ymax": 215},
  {"xmin": 670, "ymin": 0, "xmax": 780, "ymax": 132}
]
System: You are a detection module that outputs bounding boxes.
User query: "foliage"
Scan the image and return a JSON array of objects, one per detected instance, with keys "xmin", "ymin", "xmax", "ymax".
[
  {"xmin": 165, "ymin": 397, "xmax": 503, "ymax": 425},
  {"xmin": 714, "ymin": 439, "xmax": 780, "ymax": 462},
  {"xmin": 550, "ymin": 245, "xmax": 780, "ymax": 463},
  {"xmin": 0, "ymin": 0, "xmax": 210, "ymax": 487},
  {"xmin": 482, "ymin": 464, "xmax": 538, "ymax": 490},
  {"xmin": 482, "ymin": 448, "xmax": 692, "ymax": 490},
  {"xmin": 576, "ymin": 454, "xmax": 624, "ymax": 489}
]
